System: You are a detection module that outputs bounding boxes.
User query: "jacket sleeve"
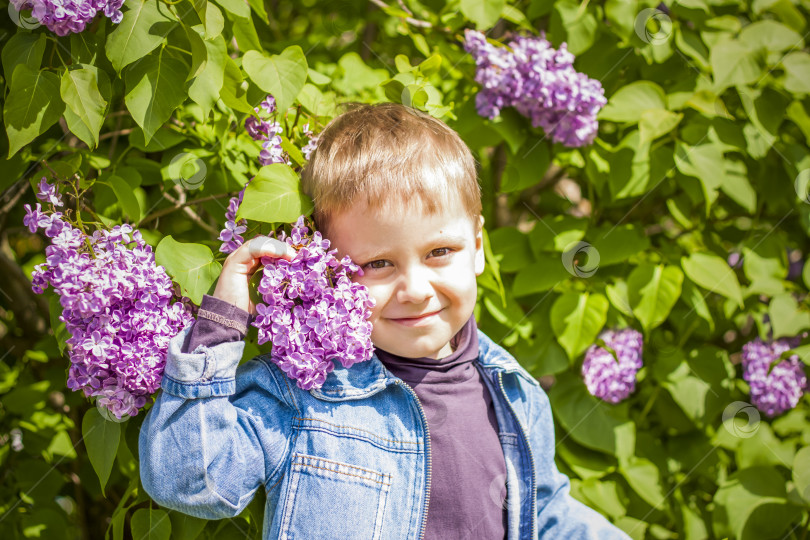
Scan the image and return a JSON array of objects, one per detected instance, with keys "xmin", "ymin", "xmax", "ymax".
[
  {"xmin": 139, "ymin": 324, "xmax": 295, "ymax": 519},
  {"xmin": 528, "ymin": 383, "xmax": 632, "ymax": 539}
]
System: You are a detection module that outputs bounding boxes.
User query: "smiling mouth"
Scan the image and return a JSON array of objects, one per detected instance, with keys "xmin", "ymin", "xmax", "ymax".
[{"xmin": 389, "ymin": 309, "xmax": 442, "ymax": 326}]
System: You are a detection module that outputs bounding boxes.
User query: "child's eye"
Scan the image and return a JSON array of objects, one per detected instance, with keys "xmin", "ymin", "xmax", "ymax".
[
  {"xmin": 430, "ymin": 248, "xmax": 453, "ymax": 258},
  {"xmin": 365, "ymin": 260, "xmax": 390, "ymax": 270}
]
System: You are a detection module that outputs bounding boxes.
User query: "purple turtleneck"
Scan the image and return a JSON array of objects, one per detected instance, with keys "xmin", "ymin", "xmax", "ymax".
[
  {"xmin": 375, "ymin": 316, "xmax": 508, "ymax": 539},
  {"xmin": 182, "ymin": 298, "xmax": 508, "ymax": 539}
]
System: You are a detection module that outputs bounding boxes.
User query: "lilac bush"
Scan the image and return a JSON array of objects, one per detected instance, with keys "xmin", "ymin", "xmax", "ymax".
[
  {"xmin": 741, "ymin": 336, "xmax": 808, "ymax": 417},
  {"xmin": 253, "ymin": 216, "xmax": 375, "ymax": 391},
  {"xmin": 11, "ymin": 0, "xmax": 124, "ymax": 36},
  {"xmin": 581, "ymin": 328, "xmax": 644, "ymax": 403},
  {"xmin": 462, "ymin": 29, "xmax": 607, "ymax": 147},
  {"xmin": 24, "ymin": 178, "xmax": 194, "ymax": 419}
]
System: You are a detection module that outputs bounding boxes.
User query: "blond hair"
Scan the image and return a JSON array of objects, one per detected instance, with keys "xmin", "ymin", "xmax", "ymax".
[{"xmin": 300, "ymin": 102, "xmax": 481, "ymax": 234}]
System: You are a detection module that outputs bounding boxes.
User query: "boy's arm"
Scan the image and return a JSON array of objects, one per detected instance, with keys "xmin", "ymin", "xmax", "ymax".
[
  {"xmin": 139, "ymin": 320, "xmax": 294, "ymax": 520},
  {"xmin": 528, "ymin": 384, "xmax": 633, "ymax": 539}
]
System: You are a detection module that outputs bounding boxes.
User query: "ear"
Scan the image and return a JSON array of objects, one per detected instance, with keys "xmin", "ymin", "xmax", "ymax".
[{"xmin": 474, "ymin": 215, "xmax": 485, "ymax": 276}]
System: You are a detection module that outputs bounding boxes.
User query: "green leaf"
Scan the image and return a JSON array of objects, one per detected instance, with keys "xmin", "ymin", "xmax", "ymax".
[
  {"xmin": 587, "ymin": 224, "xmax": 650, "ymax": 267},
  {"xmin": 49, "ymin": 294, "xmax": 69, "ymax": 355},
  {"xmin": 549, "ymin": 371, "xmax": 636, "ymax": 458},
  {"xmin": 739, "ymin": 19, "xmax": 804, "ymax": 53},
  {"xmin": 512, "ymin": 256, "xmax": 571, "ymax": 297},
  {"xmin": 681, "ymin": 252, "xmax": 744, "ymax": 309},
  {"xmin": 106, "ymin": 0, "xmax": 178, "ymax": 73},
  {"xmin": 188, "ymin": 35, "xmax": 227, "ymax": 118},
  {"xmin": 626, "ymin": 264, "xmax": 684, "ymax": 332},
  {"xmin": 769, "ymin": 293, "xmax": 810, "ymax": 339},
  {"xmin": 619, "ymin": 456, "xmax": 666, "ymax": 508},
  {"xmin": 550, "ymin": 291, "xmax": 609, "ymax": 361},
  {"xmin": 577, "ymin": 478, "xmax": 627, "ymax": 519},
  {"xmin": 557, "ymin": 438, "xmax": 617, "ymax": 480},
  {"xmin": 219, "ymin": 56, "xmax": 252, "ymax": 113},
  {"xmin": 710, "ymin": 39, "xmax": 762, "ymax": 93},
  {"xmin": 720, "ymin": 159, "xmax": 756, "ymax": 214},
  {"xmin": 102, "ymin": 175, "xmax": 142, "ymax": 222},
  {"xmin": 155, "ymin": 237, "xmax": 222, "ymax": 304},
  {"xmin": 501, "ymin": 139, "xmax": 550, "ymax": 192},
  {"xmin": 490, "ymin": 227, "xmax": 533, "ymax": 273},
  {"xmin": 460, "ymin": 0, "xmax": 506, "ymax": 29},
  {"xmin": 82, "ymin": 408, "xmax": 121, "ymax": 495},
  {"xmin": 61, "ymin": 66, "xmax": 109, "ymax": 149},
  {"xmin": 608, "ymin": 131, "xmax": 652, "ymax": 200},
  {"xmin": 130, "ymin": 509, "xmax": 171, "ymax": 540},
  {"xmin": 550, "ymin": 0, "xmax": 598, "ymax": 55},
  {"xmin": 236, "ymin": 164, "xmax": 314, "ymax": 224},
  {"xmin": 712, "ymin": 466, "xmax": 801, "ymax": 540},
  {"xmin": 168, "ymin": 512, "xmax": 207, "ymax": 540},
  {"xmin": 2, "ymin": 33, "xmax": 46, "ymax": 82},
  {"xmin": 243, "ymin": 46, "xmax": 308, "ymax": 114},
  {"xmin": 124, "ymin": 49, "xmax": 189, "ymax": 144},
  {"xmin": 782, "ymin": 52, "xmax": 810, "ymax": 94},
  {"xmin": 598, "ymin": 81, "xmax": 667, "ymax": 123},
  {"xmin": 639, "ymin": 109, "xmax": 682, "ymax": 144},
  {"xmin": 606, "ymin": 280, "xmax": 634, "ymax": 317},
  {"xmin": 794, "ymin": 446, "xmax": 810, "ymax": 504},
  {"xmin": 674, "ymin": 141, "xmax": 725, "ymax": 215},
  {"xmin": 4, "ymin": 65, "xmax": 64, "ymax": 158}
]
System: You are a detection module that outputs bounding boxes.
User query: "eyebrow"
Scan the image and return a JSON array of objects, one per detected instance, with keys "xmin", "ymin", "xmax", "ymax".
[{"xmin": 357, "ymin": 234, "xmax": 468, "ymax": 262}]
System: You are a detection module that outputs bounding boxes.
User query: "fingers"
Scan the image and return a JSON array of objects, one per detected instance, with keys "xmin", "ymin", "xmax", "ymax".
[{"xmin": 247, "ymin": 235, "xmax": 295, "ymax": 261}]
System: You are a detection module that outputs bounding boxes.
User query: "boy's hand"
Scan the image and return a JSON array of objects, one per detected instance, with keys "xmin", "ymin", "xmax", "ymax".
[{"xmin": 213, "ymin": 236, "xmax": 296, "ymax": 315}]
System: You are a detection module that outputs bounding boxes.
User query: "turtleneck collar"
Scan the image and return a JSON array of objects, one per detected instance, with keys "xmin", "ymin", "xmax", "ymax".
[{"xmin": 374, "ymin": 315, "xmax": 479, "ymax": 385}]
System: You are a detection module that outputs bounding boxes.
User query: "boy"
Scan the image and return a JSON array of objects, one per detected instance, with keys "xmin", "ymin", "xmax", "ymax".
[{"xmin": 140, "ymin": 102, "xmax": 632, "ymax": 539}]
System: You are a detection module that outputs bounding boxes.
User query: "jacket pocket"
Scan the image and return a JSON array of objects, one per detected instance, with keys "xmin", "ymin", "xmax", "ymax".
[{"xmin": 279, "ymin": 453, "xmax": 392, "ymax": 540}]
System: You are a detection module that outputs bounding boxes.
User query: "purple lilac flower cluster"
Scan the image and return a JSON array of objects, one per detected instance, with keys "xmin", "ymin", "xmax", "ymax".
[
  {"xmin": 253, "ymin": 216, "xmax": 375, "ymax": 391},
  {"xmin": 741, "ymin": 336, "xmax": 808, "ymax": 417},
  {"xmin": 24, "ymin": 178, "xmax": 194, "ymax": 419},
  {"xmin": 245, "ymin": 95, "xmax": 290, "ymax": 167},
  {"xmin": 11, "ymin": 0, "xmax": 124, "ymax": 36},
  {"xmin": 581, "ymin": 328, "xmax": 644, "ymax": 403},
  {"xmin": 301, "ymin": 122, "xmax": 320, "ymax": 161},
  {"xmin": 218, "ymin": 186, "xmax": 249, "ymax": 254},
  {"xmin": 462, "ymin": 29, "xmax": 607, "ymax": 147}
]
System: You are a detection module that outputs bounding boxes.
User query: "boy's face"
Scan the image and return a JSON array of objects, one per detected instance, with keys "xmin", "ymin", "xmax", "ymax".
[{"xmin": 327, "ymin": 199, "xmax": 485, "ymax": 359}]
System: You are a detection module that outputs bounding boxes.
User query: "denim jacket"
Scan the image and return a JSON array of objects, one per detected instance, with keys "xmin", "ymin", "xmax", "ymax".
[{"xmin": 140, "ymin": 324, "xmax": 631, "ymax": 540}]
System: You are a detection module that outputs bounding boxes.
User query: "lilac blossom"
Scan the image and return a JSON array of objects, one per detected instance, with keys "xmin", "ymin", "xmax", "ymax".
[
  {"xmin": 245, "ymin": 94, "xmax": 290, "ymax": 167},
  {"xmin": 11, "ymin": 0, "xmax": 124, "ymax": 36},
  {"xmin": 253, "ymin": 216, "xmax": 375, "ymax": 391},
  {"xmin": 462, "ymin": 29, "xmax": 607, "ymax": 147},
  {"xmin": 581, "ymin": 328, "xmax": 644, "ymax": 403},
  {"xmin": 301, "ymin": 122, "xmax": 321, "ymax": 160},
  {"xmin": 24, "ymin": 180, "xmax": 194, "ymax": 419},
  {"xmin": 741, "ymin": 336, "xmax": 808, "ymax": 417},
  {"xmin": 218, "ymin": 188, "xmax": 249, "ymax": 254}
]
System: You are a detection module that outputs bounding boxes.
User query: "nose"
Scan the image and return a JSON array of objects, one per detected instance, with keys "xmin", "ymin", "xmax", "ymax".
[{"xmin": 395, "ymin": 265, "xmax": 434, "ymax": 304}]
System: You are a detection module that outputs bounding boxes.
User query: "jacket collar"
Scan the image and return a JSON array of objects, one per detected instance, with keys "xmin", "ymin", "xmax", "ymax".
[{"xmin": 308, "ymin": 329, "xmax": 535, "ymax": 401}]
